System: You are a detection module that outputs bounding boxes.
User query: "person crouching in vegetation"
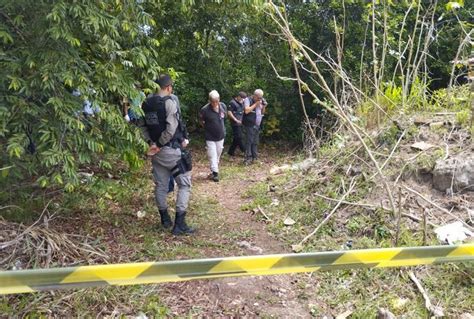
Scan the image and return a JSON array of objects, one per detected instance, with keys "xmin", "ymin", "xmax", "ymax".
[{"xmin": 200, "ymin": 90, "xmax": 227, "ymax": 182}]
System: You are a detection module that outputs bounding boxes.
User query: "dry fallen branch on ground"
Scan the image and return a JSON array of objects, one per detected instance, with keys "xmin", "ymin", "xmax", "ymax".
[
  {"xmin": 393, "ymin": 150, "xmax": 428, "ymax": 186},
  {"xmin": 403, "ymin": 185, "xmax": 474, "ymax": 231},
  {"xmin": 0, "ymin": 205, "xmax": 23, "ymax": 211},
  {"xmin": 294, "ymin": 178, "xmax": 356, "ymax": 251},
  {"xmin": 395, "ymin": 190, "xmax": 403, "ymax": 246},
  {"xmin": 371, "ymin": 129, "xmax": 407, "ymax": 180},
  {"xmin": 312, "ymin": 192, "xmax": 439, "ymax": 228},
  {"xmin": 0, "ymin": 199, "xmax": 54, "ymax": 251},
  {"xmin": 0, "ymin": 219, "xmax": 108, "ymax": 269},
  {"xmin": 257, "ymin": 205, "xmax": 272, "ymax": 222},
  {"xmin": 408, "ymin": 271, "xmax": 444, "ymax": 317}
]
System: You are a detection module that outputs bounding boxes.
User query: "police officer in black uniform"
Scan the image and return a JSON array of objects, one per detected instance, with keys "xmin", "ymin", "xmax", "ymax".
[{"xmin": 227, "ymin": 92, "xmax": 247, "ymax": 157}]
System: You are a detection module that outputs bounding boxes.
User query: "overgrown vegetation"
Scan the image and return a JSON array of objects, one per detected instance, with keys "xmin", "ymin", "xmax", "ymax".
[
  {"xmin": 1, "ymin": 0, "xmax": 473, "ymax": 317},
  {"xmin": 1, "ymin": 0, "xmax": 472, "ymax": 191},
  {"xmin": 0, "ymin": 153, "xmax": 260, "ymax": 316},
  {"xmin": 241, "ymin": 113, "xmax": 472, "ymax": 316}
]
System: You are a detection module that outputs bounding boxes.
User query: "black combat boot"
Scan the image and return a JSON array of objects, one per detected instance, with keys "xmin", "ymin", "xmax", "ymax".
[
  {"xmin": 243, "ymin": 158, "xmax": 253, "ymax": 166},
  {"xmin": 159, "ymin": 209, "xmax": 172, "ymax": 229},
  {"xmin": 212, "ymin": 171, "xmax": 219, "ymax": 182},
  {"xmin": 172, "ymin": 211, "xmax": 195, "ymax": 235}
]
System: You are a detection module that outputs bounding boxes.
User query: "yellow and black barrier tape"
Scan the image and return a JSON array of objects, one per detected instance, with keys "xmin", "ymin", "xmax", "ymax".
[{"xmin": 1, "ymin": 244, "xmax": 473, "ymax": 295}]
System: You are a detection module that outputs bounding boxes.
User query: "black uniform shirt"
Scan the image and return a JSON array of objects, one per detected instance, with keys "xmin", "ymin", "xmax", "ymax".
[{"xmin": 228, "ymin": 98, "xmax": 244, "ymax": 126}]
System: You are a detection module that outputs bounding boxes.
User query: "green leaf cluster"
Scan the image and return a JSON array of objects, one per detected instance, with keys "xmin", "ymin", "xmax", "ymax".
[{"xmin": 1, "ymin": 0, "xmax": 159, "ymax": 188}]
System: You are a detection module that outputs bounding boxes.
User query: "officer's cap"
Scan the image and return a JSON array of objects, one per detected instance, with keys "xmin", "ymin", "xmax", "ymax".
[
  {"xmin": 155, "ymin": 74, "xmax": 173, "ymax": 88},
  {"xmin": 239, "ymin": 91, "xmax": 247, "ymax": 98}
]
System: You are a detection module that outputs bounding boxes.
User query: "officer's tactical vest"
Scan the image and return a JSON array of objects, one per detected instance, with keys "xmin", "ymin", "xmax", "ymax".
[
  {"xmin": 142, "ymin": 95, "xmax": 183, "ymax": 146},
  {"xmin": 229, "ymin": 98, "xmax": 244, "ymax": 124},
  {"xmin": 242, "ymin": 97, "xmax": 257, "ymax": 127}
]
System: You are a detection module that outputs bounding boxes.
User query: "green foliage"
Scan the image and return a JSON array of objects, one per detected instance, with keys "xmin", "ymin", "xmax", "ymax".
[
  {"xmin": 358, "ymin": 82, "xmax": 472, "ymax": 128},
  {"xmin": 416, "ymin": 152, "xmax": 440, "ymax": 172},
  {"xmin": 455, "ymin": 109, "xmax": 470, "ymax": 127},
  {"xmin": 377, "ymin": 122, "xmax": 403, "ymax": 147},
  {"xmin": 288, "ymin": 0, "xmax": 472, "ymax": 129},
  {"xmin": 446, "ymin": 0, "xmax": 464, "ymax": 11},
  {"xmin": 1, "ymin": 0, "xmax": 472, "ymax": 194},
  {"xmin": 143, "ymin": 296, "xmax": 170, "ymax": 317},
  {"xmin": 0, "ymin": 0, "xmax": 159, "ymax": 189},
  {"xmin": 431, "ymin": 84, "xmax": 472, "ymax": 113}
]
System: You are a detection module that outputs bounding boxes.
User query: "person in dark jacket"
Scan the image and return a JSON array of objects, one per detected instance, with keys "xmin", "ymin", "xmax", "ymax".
[{"xmin": 227, "ymin": 91, "xmax": 247, "ymax": 157}]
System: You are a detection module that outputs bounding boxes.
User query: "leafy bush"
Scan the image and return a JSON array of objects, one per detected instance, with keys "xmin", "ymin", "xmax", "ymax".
[{"xmin": 0, "ymin": 1, "xmax": 162, "ymax": 190}]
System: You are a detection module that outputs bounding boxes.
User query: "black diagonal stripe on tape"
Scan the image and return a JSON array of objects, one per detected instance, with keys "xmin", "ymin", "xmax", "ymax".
[
  {"xmin": 32, "ymin": 280, "xmax": 109, "ymax": 291},
  {"xmin": 179, "ymin": 270, "xmax": 247, "ymax": 278},
  {"xmin": 432, "ymin": 256, "xmax": 474, "ymax": 265},
  {"xmin": 137, "ymin": 259, "xmax": 224, "ymax": 280},
  {"xmin": 0, "ymin": 268, "xmax": 76, "ymax": 290},
  {"xmin": 318, "ymin": 263, "xmax": 378, "ymax": 271},
  {"xmin": 271, "ymin": 252, "xmax": 345, "ymax": 269},
  {"xmin": 391, "ymin": 246, "xmax": 457, "ymax": 261}
]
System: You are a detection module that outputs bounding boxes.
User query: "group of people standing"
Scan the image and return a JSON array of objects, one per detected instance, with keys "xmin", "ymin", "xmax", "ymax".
[
  {"xmin": 138, "ymin": 74, "xmax": 267, "ymax": 236},
  {"xmin": 200, "ymin": 89, "xmax": 267, "ymax": 182}
]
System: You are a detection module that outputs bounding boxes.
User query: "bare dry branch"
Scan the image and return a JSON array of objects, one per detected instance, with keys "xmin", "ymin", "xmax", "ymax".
[
  {"xmin": 408, "ymin": 271, "xmax": 444, "ymax": 317},
  {"xmin": 297, "ymin": 178, "xmax": 356, "ymax": 247},
  {"xmin": 402, "ymin": 185, "xmax": 474, "ymax": 231}
]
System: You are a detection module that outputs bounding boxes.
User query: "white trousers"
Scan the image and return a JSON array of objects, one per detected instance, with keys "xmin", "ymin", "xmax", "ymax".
[{"xmin": 206, "ymin": 139, "xmax": 224, "ymax": 173}]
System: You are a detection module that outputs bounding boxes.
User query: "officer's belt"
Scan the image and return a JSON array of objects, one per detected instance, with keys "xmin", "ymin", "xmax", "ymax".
[{"xmin": 163, "ymin": 140, "xmax": 181, "ymax": 149}]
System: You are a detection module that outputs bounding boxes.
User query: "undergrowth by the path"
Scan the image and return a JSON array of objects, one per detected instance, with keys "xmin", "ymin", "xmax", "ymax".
[
  {"xmin": 0, "ymin": 144, "xmax": 292, "ymax": 317},
  {"xmin": 241, "ymin": 116, "xmax": 473, "ymax": 317},
  {"xmin": 1, "ymin": 111, "xmax": 472, "ymax": 317}
]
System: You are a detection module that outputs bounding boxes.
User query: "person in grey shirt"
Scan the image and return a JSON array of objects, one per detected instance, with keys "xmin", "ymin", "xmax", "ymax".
[
  {"xmin": 139, "ymin": 74, "xmax": 194, "ymax": 235},
  {"xmin": 243, "ymin": 89, "xmax": 267, "ymax": 164}
]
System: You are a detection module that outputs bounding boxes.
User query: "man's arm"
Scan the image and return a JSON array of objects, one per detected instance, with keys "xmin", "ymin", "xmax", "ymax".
[
  {"xmin": 171, "ymin": 94, "xmax": 189, "ymax": 139},
  {"xmin": 244, "ymin": 99, "xmax": 259, "ymax": 114},
  {"xmin": 199, "ymin": 106, "xmax": 206, "ymax": 127},
  {"xmin": 122, "ymin": 97, "xmax": 128, "ymax": 115},
  {"xmin": 180, "ymin": 120, "xmax": 189, "ymax": 140},
  {"xmin": 221, "ymin": 102, "xmax": 227, "ymax": 118},
  {"xmin": 227, "ymin": 102, "xmax": 235, "ymax": 118},
  {"xmin": 138, "ymin": 118, "xmax": 153, "ymax": 144},
  {"xmin": 171, "ymin": 94, "xmax": 180, "ymax": 110},
  {"xmin": 261, "ymin": 99, "xmax": 268, "ymax": 115},
  {"xmin": 228, "ymin": 109, "xmax": 239, "ymax": 123},
  {"xmin": 158, "ymin": 99, "xmax": 179, "ymax": 146},
  {"xmin": 122, "ymin": 97, "xmax": 131, "ymax": 122}
]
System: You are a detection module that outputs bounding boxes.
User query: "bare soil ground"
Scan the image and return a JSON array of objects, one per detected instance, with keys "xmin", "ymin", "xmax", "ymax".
[{"xmin": 157, "ymin": 149, "xmax": 317, "ymax": 317}]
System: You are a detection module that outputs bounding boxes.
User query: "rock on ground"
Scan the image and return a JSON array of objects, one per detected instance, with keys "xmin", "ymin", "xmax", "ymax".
[
  {"xmin": 377, "ymin": 308, "xmax": 396, "ymax": 319},
  {"xmin": 433, "ymin": 154, "xmax": 474, "ymax": 192}
]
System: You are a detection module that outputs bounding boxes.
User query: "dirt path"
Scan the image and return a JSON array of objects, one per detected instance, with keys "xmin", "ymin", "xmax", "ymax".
[{"xmin": 159, "ymin": 149, "xmax": 315, "ymax": 317}]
